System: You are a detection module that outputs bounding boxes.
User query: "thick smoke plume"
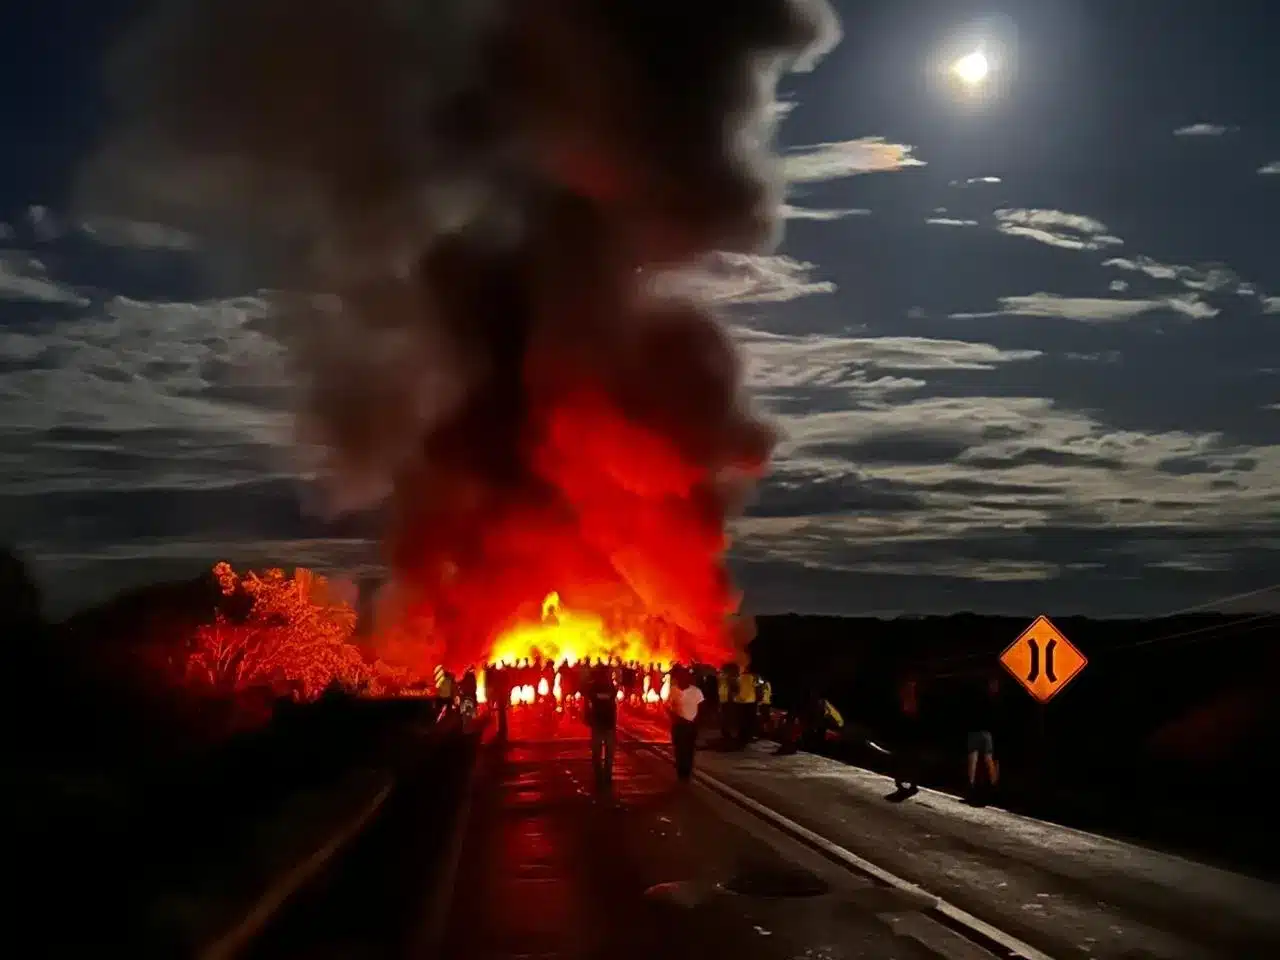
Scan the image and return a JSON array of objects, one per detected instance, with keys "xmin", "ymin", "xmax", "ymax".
[{"xmin": 83, "ymin": 0, "xmax": 841, "ymax": 671}]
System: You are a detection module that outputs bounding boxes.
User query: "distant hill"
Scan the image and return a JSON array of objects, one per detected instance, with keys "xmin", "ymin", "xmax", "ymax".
[{"xmin": 751, "ymin": 610, "xmax": 1279, "ymax": 776}]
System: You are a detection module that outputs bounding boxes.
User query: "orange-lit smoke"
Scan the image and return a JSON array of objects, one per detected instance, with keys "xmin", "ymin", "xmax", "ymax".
[{"xmin": 89, "ymin": 0, "xmax": 842, "ymax": 676}]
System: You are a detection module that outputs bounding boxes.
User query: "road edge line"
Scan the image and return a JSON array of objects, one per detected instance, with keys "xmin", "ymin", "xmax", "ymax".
[
  {"xmin": 196, "ymin": 776, "xmax": 395, "ymax": 960},
  {"xmin": 624, "ymin": 727, "xmax": 1055, "ymax": 960},
  {"xmin": 410, "ymin": 728, "xmax": 483, "ymax": 957}
]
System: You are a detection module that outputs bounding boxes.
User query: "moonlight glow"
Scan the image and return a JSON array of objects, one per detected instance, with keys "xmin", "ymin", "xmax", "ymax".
[{"xmin": 952, "ymin": 51, "xmax": 989, "ymax": 86}]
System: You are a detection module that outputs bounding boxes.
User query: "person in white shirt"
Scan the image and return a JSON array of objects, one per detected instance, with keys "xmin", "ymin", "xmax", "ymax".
[{"xmin": 667, "ymin": 666, "xmax": 705, "ymax": 781}]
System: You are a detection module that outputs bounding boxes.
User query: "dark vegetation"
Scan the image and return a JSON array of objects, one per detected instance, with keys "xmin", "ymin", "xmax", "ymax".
[
  {"xmin": 752, "ymin": 611, "xmax": 1280, "ymax": 874},
  {"xmin": 1, "ymin": 548, "xmax": 442, "ymax": 951}
]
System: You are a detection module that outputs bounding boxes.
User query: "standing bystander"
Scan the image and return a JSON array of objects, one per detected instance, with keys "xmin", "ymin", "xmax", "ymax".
[
  {"xmin": 668, "ymin": 667, "xmax": 705, "ymax": 781},
  {"xmin": 585, "ymin": 663, "xmax": 618, "ymax": 788}
]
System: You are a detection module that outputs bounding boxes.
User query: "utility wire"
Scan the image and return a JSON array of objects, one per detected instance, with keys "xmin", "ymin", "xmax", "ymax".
[{"xmin": 914, "ymin": 580, "xmax": 1280, "ymax": 672}]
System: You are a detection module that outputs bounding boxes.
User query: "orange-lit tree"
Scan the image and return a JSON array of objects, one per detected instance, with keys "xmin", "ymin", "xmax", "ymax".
[{"xmin": 187, "ymin": 562, "xmax": 371, "ymax": 700}]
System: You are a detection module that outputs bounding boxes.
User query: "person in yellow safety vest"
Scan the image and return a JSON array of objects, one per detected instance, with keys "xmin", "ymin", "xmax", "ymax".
[
  {"xmin": 792, "ymin": 694, "xmax": 844, "ymax": 753},
  {"xmin": 437, "ymin": 669, "xmax": 455, "ymax": 714},
  {"xmin": 717, "ymin": 668, "xmax": 734, "ymax": 744},
  {"xmin": 736, "ymin": 669, "xmax": 758, "ymax": 746},
  {"xmin": 757, "ymin": 677, "xmax": 773, "ymax": 735}
]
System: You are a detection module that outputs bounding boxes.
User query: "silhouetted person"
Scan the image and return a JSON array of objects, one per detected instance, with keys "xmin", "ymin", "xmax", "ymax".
[
  {"xmin": 540, "ymin": 658, "xmax": 555, "ymax": 701},
  {"xmin": 585, "ymin": 663, "xmax": 618, "ymax": 787},
  {"xmin": 489, "ymin": 663, "xmax": 509, "ymax": 736},
  {"xmin": 459, "ymin": 667, "xmax": 478, "ymax": 718},
  {"xmin": 717, "ymin": 664, "xmax": 736, "ymax": 744},
  {"xmin": 757, "ymin": 675, "xmax": 773, "ymax": 734},
  {"xmin": 668, "ymin": 667, "xmax": 705, "ymax": 780},
  {"xmin": 792, "ymin": 692, "xmax": 843, "ymax": 753},
  {"xmin": 890, "ymin": 674, "xmax": 922, "ymax": 801},
  {"xmin": 965, "ymin": 674, "xmax": 1001, "ymax": 801},
  {"xmin": 437, "ymin": 669, "xmax": 455, "ymax": 714},
  {"xmin": 736, "ymin": 665, "xmax": 758, "ymax": 747},
  {"xmin": 558, "ymin": 658, "xmax": 575, "ymax": 702}
]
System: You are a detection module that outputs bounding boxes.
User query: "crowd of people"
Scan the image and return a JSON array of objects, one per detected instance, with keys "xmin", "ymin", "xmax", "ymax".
[
  {"xmin": 429, "ymin": 655, "xmax": 1005, "ymax": 802},
  {"xmin": 430, "ymin": 656, "xmax": 792, "ymax": 783},
  {"xmin": 482, "ymin": 656, "xmax": 672, "ymax": 710}
]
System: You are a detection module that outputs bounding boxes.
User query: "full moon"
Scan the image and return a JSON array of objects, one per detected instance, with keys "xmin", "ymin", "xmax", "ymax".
[{"xmin": 952, "ymin": 51, "xmax": 989, "ymax": 86}]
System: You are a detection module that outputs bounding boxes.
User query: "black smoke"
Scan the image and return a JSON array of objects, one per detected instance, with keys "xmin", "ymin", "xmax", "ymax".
[{"xmin": 81, "ymin": 0, "xmax": 841, "ymax": 666}]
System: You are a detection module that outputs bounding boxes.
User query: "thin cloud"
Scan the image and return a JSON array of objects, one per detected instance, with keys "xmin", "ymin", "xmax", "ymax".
[
  {"xmin": 1103, "ymin": 255, "xmax": 1240, "ymax": 294},
  {"xmin": 783, "ymin": 137, "xmax": 925, "ymax": 182},
  {"xmin": 0, "ymin": 291, "xmax": 285, "ymax": 443},
  {"xmin": 1258, "ymin": 161, "xmax": 1280, "ymax": 175},
  {"xmin": 994, "ymin": 208, "xmax": 1123, "ymax": 252},
  {"xmin": 958, "ymin": 291, "xmax": 1219, "ymax": 322},
  {"xmin": 737, "ymin": 328, "xmax": 1041, "ymax": 382},
  {"xmin": 926, "ymin": 217, "xmax": 978, "ymax": 227},
  {"xmin": 1173, "ymin": 123, "xmax": 1234, "ymax": 136},
  {"xmin": 949, "ymin": 176, "xmax": 1002, "ymax": 186},
  {"xmin": 650, "ymin": 253, "xmax": 834, "ymax": 305},
  {"xmin": 780, "ymin": 204, "xmax": 871, "ymax": 221},
  {"xmin": 80, "ymin": 217, "xmax": 198, "ymax": 251},
  {"xmin": 0, "ymin": 252, "xmax": 89, "ymax": 307}
]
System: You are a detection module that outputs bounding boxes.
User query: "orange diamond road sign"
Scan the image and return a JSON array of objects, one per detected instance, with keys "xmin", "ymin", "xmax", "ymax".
[{"xmin": 999, "ymin": 615, "xmax": 1087, "ymax": 703}]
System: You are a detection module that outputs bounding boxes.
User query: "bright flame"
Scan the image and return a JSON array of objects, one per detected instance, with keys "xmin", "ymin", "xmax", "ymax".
[
  {"xmin": 537, "ymin": 676, "xmax": 550, "ymax": 698},
  {"xmin": 487, "ymin": 591, "xmax": 677, "ymax": 669}
]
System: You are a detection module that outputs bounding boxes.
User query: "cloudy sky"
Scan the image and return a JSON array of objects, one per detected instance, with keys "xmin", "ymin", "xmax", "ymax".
[{"xmin": 3, "ymin": 0, "xmax": 1279, "ymax": 618}]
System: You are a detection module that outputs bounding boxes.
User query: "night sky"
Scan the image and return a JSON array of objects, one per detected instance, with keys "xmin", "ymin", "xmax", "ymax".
[{"xmin": 2, "ymin": 1, "xmax": 1278, "ymax": 618}]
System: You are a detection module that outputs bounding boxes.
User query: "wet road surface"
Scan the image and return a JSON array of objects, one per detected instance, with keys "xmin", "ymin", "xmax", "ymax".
[
  {"xmin": 443, "ymin": 706, "xmax": 1004, "ymax": 960},
  {"xmin": 621, "ymin": 712, "xmax": 1280, "ymax": 960},
  {"xmin": 246, "ymin": 704, "xmax": 1280, "ymax": 958}
]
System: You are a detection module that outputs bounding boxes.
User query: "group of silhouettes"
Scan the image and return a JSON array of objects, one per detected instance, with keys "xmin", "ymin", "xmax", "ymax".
[
  {"xmin": 483, "ymin": 655, "xmax": 670, "ymax": 708},
  {"xmin": 432, "ymin": 656, "xmax": 1005, "ymax": 804}
]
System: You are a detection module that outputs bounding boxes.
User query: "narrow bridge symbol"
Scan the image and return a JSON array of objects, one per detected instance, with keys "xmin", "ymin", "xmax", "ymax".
[
  {"xmin": 999, "ymin": 616, "xmax": 1086, "ymax": 704},
  {"xmin": 1024, "ymin": 635, "xmax": 1057, "ymax": 685}
]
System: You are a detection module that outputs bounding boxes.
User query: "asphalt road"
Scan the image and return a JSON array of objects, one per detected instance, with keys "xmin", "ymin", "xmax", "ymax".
[
  {"xmin": 443, "ymin": 706, "xmax": 987, "ymax": 960},
  {"xmin": 621, "ymin": 711, "xmax": 1280, "ymax": 960},
  {"xmin": 244, "ymin": 704, "xmax": 1280, "ymax": 959},
  {"xmin": 242, "ymin": 729, "xmax": 477, "ymax": 959}
]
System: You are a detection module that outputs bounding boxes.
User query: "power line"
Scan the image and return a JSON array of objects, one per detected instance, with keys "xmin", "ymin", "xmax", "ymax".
[
  {"xmin": 912, "ymin": 597, "xmax": 1280, "ymax": 676},
  {"xmin": 1157, "ymin": 580, "xmax": 1280, "ymax": 618},
  {"xmin": 1108, "ymin": 609, "xmax": 1280, "ymax": 653}
]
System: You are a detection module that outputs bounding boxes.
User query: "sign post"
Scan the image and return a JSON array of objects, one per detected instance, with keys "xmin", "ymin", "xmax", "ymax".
[{"xmin": 999, "ymin": 616, "xmax": 1086, "ymax": 798}]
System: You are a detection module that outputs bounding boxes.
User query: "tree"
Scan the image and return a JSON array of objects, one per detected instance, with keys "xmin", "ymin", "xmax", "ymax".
[{"xmin": 188, "ymin": 563, "xmax": 368, "ymax": 700}]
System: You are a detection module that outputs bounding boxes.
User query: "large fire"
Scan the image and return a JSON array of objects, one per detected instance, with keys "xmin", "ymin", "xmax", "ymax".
[
  {"xmin": 477, "ymin": 590, "xmax": 677, "ymax": 708},
  {"xmin": 487, "ymin": 591, "xmax": 678, "ymax": 670},
  {"xmin": 89, "ymin": 0, "xmax": 841, "ymax": 718},
  {"xmin": 378, "ymin": 393, "xmax": 753, "ymax": 676}
]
